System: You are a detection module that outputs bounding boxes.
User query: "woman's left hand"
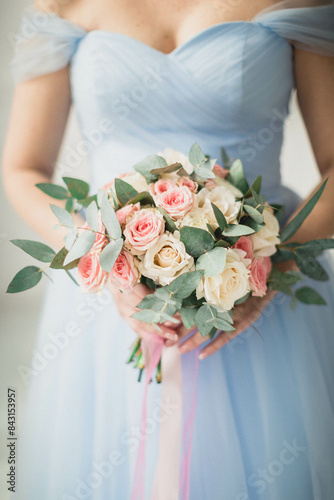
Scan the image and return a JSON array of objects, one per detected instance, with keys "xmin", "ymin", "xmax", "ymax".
[{"xmin": 167, "ymin": 289, "xmax": 277, "ymax": 359}]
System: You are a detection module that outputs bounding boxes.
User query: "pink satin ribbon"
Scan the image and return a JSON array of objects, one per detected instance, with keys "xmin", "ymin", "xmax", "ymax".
[{"xmin": 130, "ymin": 333, "xmax": 200, "ymax": 500}]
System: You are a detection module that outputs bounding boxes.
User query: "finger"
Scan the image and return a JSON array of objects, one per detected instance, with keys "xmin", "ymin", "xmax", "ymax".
[{"xmin": 178, "ymin": 330, "xmax": 207, "ymax": 354}]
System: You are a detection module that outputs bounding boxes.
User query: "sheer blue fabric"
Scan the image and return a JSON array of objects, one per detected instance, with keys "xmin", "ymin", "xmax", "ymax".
[{"xmin": 10, "ymin": 4, "xmax": 334, "ymax": 500}]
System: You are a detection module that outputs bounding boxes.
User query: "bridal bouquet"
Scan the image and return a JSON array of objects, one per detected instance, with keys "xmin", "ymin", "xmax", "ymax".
[{"xmin": 7, "ymin": 144, "xmax": 334, "ymax": 381}]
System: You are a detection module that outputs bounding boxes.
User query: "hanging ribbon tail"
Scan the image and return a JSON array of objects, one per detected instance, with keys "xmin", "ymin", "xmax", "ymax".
[{"xmin": 130, "ymin": 332, "xmax": 164, "ymax": 500}]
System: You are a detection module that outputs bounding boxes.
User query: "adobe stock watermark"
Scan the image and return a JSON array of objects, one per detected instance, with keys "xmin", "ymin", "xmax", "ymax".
[
  {"xmin": 61, "ymin": 395, "xmax": 179, "ymax": 500},
  {"xmin": 17, "ymin": 288, "xmax": 114, "ymax": 385},
  {"xmin": 235, "ymin": 439, "xmax": 306, "ymax": 499}
]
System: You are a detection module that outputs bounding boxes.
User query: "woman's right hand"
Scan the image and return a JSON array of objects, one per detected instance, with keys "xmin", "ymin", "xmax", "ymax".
[{"xmin": 110, "ymin": 283, "xmax": 179, "ymax": 342}]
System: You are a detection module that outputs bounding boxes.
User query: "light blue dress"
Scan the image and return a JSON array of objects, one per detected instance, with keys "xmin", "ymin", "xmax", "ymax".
[{"xmin": 10, "ymin": 3, "xmax": 334, "ymax": 499}]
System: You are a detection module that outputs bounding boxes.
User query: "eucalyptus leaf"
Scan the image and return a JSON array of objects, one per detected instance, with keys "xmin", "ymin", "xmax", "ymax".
[
  {"xmin": 132, "ymin": 309, "xmax": 160, "ymax": 323},
  {"xmin": 295, "ymin": 287, "xmax": 327, "ymax": 306},
  {"xmin": 168, "ymin": 270, "xmax": 204, "ymax": 299},
  {"xmin": 280, "ymin": 179, "xmax": 328, "ymax": 242},
  {"xmin": 63, "ymin": 230, "xmax": 96, "ymax": 266},
  {"xmin": 50, "ymin": 247, "xmax": 80, "ymax": 270},
  {"xmin": 7, "ymin": 266, "xmax": 42, "ymax": 293},
  {"xmin": 244, "ymin": 176, "xmax": 262, "ymax": 197},
  {"xmin": 114, "ymin": 178, "xmax": 139, "ymax": 206},
  {"xmin": 79, "ymin": 195, "xmax": 99, "ymax": 208},
  {"xmin": 223, "ymin": 225, "xmax": 255, "ymax": 237},
  {"xmin": 227, "ymin": 159, "xmax": 249, "ymax": 194},
  {"xmin": 86, "ymin": 201, "xmax": 99, "ymax": 231},
  {"xmin": 295, "ymin": 252, "xmax": 329, "ymax": 281},
  {"xmin": 243, "ymin": 205, "xmax": 264, "ymax": 224},
  {"xmin": 196, "ymin": 247, "xmax": 227, "ymax": 277},
  {"xmin": 100, "ymin": 197, "xmax": 122, "ymax": 239},
  {"xmin": 65, "ymin": 226, "xmax": 78, "ymax": 251},
  {"xmin": 180, "ymin": 307, "xmax": 198, "ymax": 329},
  {"xmin": 126, "ymin": 191, "xmax": 155, "ymax": 207},
  {"xmin": 50, "ymin": 205, "xmax": 74, "ymax": 227},
  {"xmin": 297, "ymin": 238, "xmax": 334, "ymax": 255},
  {"xmin": 271, "ymin": 247, "xmax": 296, "ymax": 263},
  {"xmin": 99, "ymin": 238, "xmax": 123, "ymax": 272},
  {"xmin": 195, "ymin": 304, "xmax": 218, "ymax": 337},
  {"xmin": 150, "ymin": 162, "xmax": 182, "ymax": 175},
  {"xmin": 180, "ymin": 226, "xmax": 215, "ymax": 258},
  {"xmin": 137, "ymin": 295, "xmax": 164, "ymax": 310},
  {"xmin": 189, "ymin": 143, "xmax": 206, "ymax": 168},
  {"xmin": 211, "ymin": 203, "xmax": 228, "ymax": 230},
  {"xmin": 65, "ymin": 197, "xmax": 74, "ymax": 213},
  {"xmin": 11, "ymin": 239, "xmax": 56, "ymax": 263},
  {"xmin": 63, "ymin": 177, "xmax": 89, "ymax": 200},
  {"xmin": 157, "ymin": 207, "xmax": 177, "ymax": 232},
  {"xmin": 221, "ymin": 147, "xmax": 230, "ymax": 168},
  {"xmin": 36, "ymin": 182, "xmax": 68, "ymax": 200},
  {"xmin": 133, "ymin": 155, "xmax": 165, "ymax": 182}
]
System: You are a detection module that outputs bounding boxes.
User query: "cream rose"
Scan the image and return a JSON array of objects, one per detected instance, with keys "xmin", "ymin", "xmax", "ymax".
[
  {"xmin": 179, "ymin": 208, "xmax": 211, "ymax": 231},
  {"xmin": 197, "ymin": 186, "xmax": 241, "ymax": 228},
  {"xmin": 250, "ymin": 206, "xmax": 280, "ymax": 257},
  {"xmin": 124, "ymin": 208, "xmax": 165, "ymax": 255},
  {"xmin": 205, "ymin": 177, "xmax": 243, "ymax": 198},
  {"xmin": 196, "ymin": 248, "xmax": 251, "ymax": 310},
  {"xmin": 138, "ymin": 231, "xmax": 195, "ymax": 286},
  {"xmin": 122, "ymin": 172, "xmax": 149, "ymax": 193},
  {"xmin": 158, "ymin": 148, "xmax": 194, "ymax": 176}
]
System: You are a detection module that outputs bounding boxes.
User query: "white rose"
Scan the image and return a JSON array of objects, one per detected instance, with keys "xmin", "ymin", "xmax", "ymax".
[
  {"xmin": 178, "ymin": 208, "xmax": 211, "ymax": 231},
  {"xmin": 197, "ymin": 186, "xmax": 241, "ymax": 228},
  {"xmin": 206, "ymin": 177, "xmax": 243, "ymax": 198},
  {"xmin": 138, "ymin": 231, "xmax": 195, "ymax": 286},
  {"xmin": 196, "ymin": 248, "xmax": 251, "ymax": 311},
  {"xmin": 158, "ymin": 148, "xmax": 194, "ymax": 177},
  {"xmin": 123, "ymin": 172, "xmax": 149, "ymax": 193},
  {"xmin": 250, "ymin": 206, "xmax": 280, "ymax": 257}
]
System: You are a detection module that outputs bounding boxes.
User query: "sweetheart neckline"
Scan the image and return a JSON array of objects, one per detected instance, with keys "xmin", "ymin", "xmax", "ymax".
[{"xmin": 29, "ymin": 4, "xmax": 294, "ymax": 57}]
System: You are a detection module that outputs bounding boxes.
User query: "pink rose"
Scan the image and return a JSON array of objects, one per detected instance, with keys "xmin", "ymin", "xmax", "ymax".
[
  {"xmin": 155, "ymin": 186, "xmax": 196, "ymax": 220},
  {"xmin": 108, "ymin": 249, "xmax": 140, "ymax": 292},
  {"xmin": 213, "ymin": 163, "xmax": 229, "ymax": 178},
  {"xmin": 232, "ymin": 236, "xmax": 254, "ymax": 261},
  {"xmin": 77, "ymin": 252, "xmax": 107, "ymax": 294},
  {"xmin": 177, "ymin": 177, "xmax": 198, "ymax": 193},
  {"xmin": 263, "ymin": 256, "xmax": 272, "ymax": 278},
  {"xmin": 116, "ymin": 202, "xmax": 140, "ymax": 226},
  {"xmin": 123, "ymin": 208, "xmax": 165, "ymax": 255},
  {"xmin": 249, "ymin": 258, "xmax": 268, "ymax": 297},
  {"xmin": 81, "ymin": 215, "xmax": 108, "ymax": 254},
  {"xmin": 149, "ymin": 179, "xmax": 176, "ymax": 198}
]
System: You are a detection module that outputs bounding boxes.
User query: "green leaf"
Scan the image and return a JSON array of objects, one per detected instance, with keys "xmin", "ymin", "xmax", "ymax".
[
  {"xmin": 100, "ymin": 197, "xmax": 122, "ymax": 239},
  {"xmin": 11, "ymin": 239, "xmax": 56, "ymax": 263},
  {"xmin": 137, "ymin": 295, "xmax": 164, "ymax": 310},
  {"xmin": 126, "ymin": 191, "xmax": 155, "ymax": 207},
  {"xmin": 99, "ymin": 238, "xmax": 123, "ymax": 272},
  {"xmin": 157, "ymin": 207, "xmax": 177, "ymax": 232},
  {"xmin": 227, "ymin": 159, "xmax": 249, "ymax": 194},
  {"xmin": 63, "ymin": 230, "xmax": 96, "ymax": 266},
  {"xmin": 295, "ymin": 251, "xmax": 329, "ymax": 281},
  {"xmin": 7, "ymin": 266, "xmax": 42, "ymax": 293},
  {"xmin": 85, "ymin": 201, "xmax": 99, "ymax": 231},
  {"xmin": 65, "ymin": 269, "xmax": 79, "ymax": 286},
  {"xmin": 79, "ymin": 195, "xmax": 99, "ymax": 208},
  {"xmin": 221, "ymin": 147, "xmax": 230, "ymax": 168},
  {"xmin": 243, "ymin": 205, "xmax": 264, "ymax": 224},
  {"xmin": 271, "ymin": 247, "xmax": 296, "ymax": 263},
  {"xmin": 243, "ymin": 218, "xmax": 265, "ymax": 233},
  {"xmin": 65, "ymin": 197, "xmax": 74, "ymax": 213},
  {"xmin": 195, "ymin": 304, "xmax": 217, "ymax": 337},
  {"xmin": 295, "ymin": 287, "xmax": 327, "ymax": 305},
  {"xmin": 189, "ymin": 143, "xmax": 206, "ymax": 168},
  {"xmin": 214, "ymin": 240, "xmax": 231, "ymax": 249},
  {"xmin": 244, "ymin": 176, "xmax": 262, "ymax": 197},
  {"xmin": 211, "ymin": 203, "xmax": 228, "ymax": 230},
  {"xmin": 65, "ymin": 226, "xmax": 78, "ymax": 251},
  {"xmin": 196, "ymin": 247, "xmax": 227, "ymax": 277},
  {"xmin": 180, "ymin": 307, "xmax": 198, "ymax": 329},
  {"xmin": 114, "ymin": 178, "xmax": 139, "ymax": 206},
  {"xmin": 180, "ymin": 226, "xmax": 215, "ymax": 258},
  {"xmin": 50, "ymin": 247, "xmax": 79, "ymax": 270},
  {"xmin": 168, "ymin": 270, "xmax": 204, "ymax": 299},
  {"xmin": 133, "ymin": 155, "xmax": 165, "ymax": 183},
  {"xmin": 234, "ymin": 292, "xmax": 251, "ymax": 305},
  {"xmin": 50, "ymin": 204, "xmax": 74, "ymax": 227},
  {"xmin": 150, "ymin": 162, "xmax": 182, "ymax": 175},
  {"xmin": 296, "ymin": 238, "xmax": 334, "ymax": 256},
  {"xmin": 223, "ymin": 225, "xmax": 255, "ymax": 237},
  {"xmin": 132, "ymin": 309, "xmax": 160, "ymax": 323},
  {"xmin": 63, "ymin": 177, "xmax": 89, "ymax": 200},
  {"xmin": 182, "ymin": 292, "xmax": 205, "ymax": 307},
  {"xmin": 280, "ymin": 179, "xmax": 328, "ymax": 242},
  {"xmin": 36, "ymin": 182, "xmax": 68, "ymax": 200},
  {"xmin": 195, "ymin": 159, "xmax": 216, "ymax": 180}
]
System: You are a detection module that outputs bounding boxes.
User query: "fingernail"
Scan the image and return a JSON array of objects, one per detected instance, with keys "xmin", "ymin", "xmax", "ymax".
[
  {"xmin": 165, "ymin": 332, "xmax": 178, "ymax": 341},
  {"xmin": 179, "ymin": 344, "xmax": 190, "ymax": 354},
  {"xmin": 199, "ymin": 352, "xmax": 207, "ymax": 360}
]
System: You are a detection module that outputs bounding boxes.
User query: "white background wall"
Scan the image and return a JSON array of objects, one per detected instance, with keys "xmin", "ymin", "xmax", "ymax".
[{"xmin": 0, "ymin": 1, "xmax": 321, "ymax": 498}]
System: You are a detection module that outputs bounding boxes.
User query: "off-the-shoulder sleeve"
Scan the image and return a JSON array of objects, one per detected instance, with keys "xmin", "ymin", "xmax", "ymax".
[
  {"xmin": 255, "ymin": 3, "xmax": 334, "ymax": 56},
  {"xmin": 11, "ymin": 6, "xmax": 87, "ymax": 84}
]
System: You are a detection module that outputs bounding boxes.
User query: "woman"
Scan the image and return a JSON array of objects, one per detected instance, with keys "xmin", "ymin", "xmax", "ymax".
[{"xmin": 2, "ymin": 0, "xmax": 334, "ymax": 498}]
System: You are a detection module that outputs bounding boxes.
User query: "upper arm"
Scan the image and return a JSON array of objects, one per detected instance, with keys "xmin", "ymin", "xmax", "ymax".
[
  {"xmin": 2, "ymin": 67, "xmax": 71, "ymax": 180},
  {"xmin": 294, "ymin": 49, "xmax": 334, "ymax": 174}
]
